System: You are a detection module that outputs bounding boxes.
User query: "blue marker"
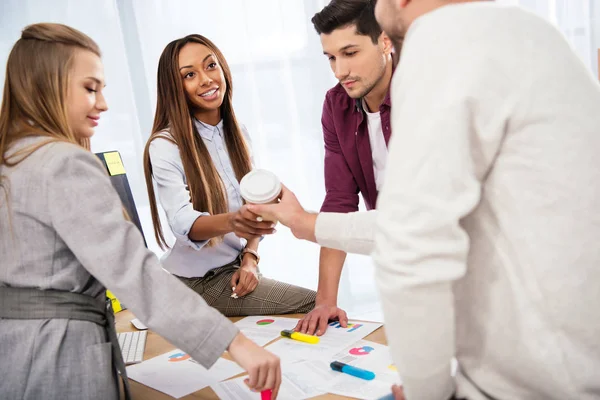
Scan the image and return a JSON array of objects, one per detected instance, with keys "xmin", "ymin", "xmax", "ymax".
[{"xmin": 330, "ymin": 361, "xmax": 376, "ymax": 380}]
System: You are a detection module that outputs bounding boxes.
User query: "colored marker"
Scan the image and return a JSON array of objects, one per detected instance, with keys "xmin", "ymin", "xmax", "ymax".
[
  {"xmin": 261, "ymin": 389, "xmax": 272, "ymax": 400},
  {"xmin": 330, "ymin": 361, "xmax": 376, "ymax": 380},
  {"xmin": 280, "ymin": 329, "xmax": 320, "ymax": 344}
]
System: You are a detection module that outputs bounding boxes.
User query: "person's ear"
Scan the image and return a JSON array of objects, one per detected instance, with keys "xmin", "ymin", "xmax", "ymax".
[{"xmin": 380, "ymin": 32, "xmax": 394, "ymax": 56}]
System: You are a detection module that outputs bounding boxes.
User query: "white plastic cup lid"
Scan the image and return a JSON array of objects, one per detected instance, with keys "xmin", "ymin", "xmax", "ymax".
[{"xmin": 239, "ymin": 169, "xmax": 282, "ymax": 204}]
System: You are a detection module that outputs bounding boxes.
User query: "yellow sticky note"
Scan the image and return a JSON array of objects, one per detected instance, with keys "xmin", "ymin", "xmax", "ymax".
[
  {"xmin": 104, "ymin": 152, "xmax": 126, "ymax": 176},
  {"xmin": 106, "ymin": 290, "xmax": 123, "ymax": 313}
]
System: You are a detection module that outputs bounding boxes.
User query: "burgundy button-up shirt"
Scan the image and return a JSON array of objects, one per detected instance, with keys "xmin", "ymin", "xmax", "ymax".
[{"xmin": 320, "ymin": 83, "xmax": 392, "ymax": 213}]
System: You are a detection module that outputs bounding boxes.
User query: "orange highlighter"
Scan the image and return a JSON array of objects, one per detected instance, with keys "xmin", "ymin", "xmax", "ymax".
[{"xmin": 280, "ymin": 329, "xmax": 320, "ymax": 344}]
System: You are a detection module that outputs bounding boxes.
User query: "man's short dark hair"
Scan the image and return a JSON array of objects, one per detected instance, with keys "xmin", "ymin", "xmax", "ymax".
[{"xmin": 312, "ymin": 0, "xmax": 382, "ymax": 44}]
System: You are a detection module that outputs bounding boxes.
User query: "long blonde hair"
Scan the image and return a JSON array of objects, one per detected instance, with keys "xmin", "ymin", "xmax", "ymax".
[
  {"xmin": 0, "ymin": 23, "xmax": 100, "ymax": 169},
  {"xmin": 143, "ymin": 35, "xmax": 252, "ymax": 249},
  {"xmin": 0, "ymin": 23, "xmax": 101, "ymax": 230}
]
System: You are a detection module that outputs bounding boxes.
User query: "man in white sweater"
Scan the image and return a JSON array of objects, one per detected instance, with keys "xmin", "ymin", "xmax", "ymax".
[
  {"xmin": 250, "ymin": 1, "xmax": 600, "ymax": 399},
  {"xmin": 371, "ymin": 1, "xmax": 600, "ymax": 399}
]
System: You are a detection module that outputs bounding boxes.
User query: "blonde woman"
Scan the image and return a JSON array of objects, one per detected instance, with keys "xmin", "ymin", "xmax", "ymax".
[
  {"xmin": 0, "ymin": 23, "xmax": 280, "ymax": 400},
  {"xmin": 143, "ymin": 35, "xmax": 316, "ymax": 316}
]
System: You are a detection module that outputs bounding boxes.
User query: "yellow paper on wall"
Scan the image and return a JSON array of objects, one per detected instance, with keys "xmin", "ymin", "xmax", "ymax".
[
  {"xmin": 104, "ymin": 152, "xmax": 126, "ymax": 176},
  {"xmin": 106, "ymin": 290, "xmax": 123, "ymax": 313}
]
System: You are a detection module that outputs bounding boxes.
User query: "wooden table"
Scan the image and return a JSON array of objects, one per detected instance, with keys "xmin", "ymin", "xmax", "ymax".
[{"xmin": 116, "ymin": 310, "xmax": 388, "ymax": 399}]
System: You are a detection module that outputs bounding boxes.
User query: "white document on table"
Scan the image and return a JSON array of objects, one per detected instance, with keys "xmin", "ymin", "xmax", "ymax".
[
  {"xmin": 126, "ymin": 349, "xmax": 243, "ymax": 398},
  {"xmin": 276, "ymin": 346, "xmax": 400, "ymax": 400},
  {"xmin": 327, "ymin": 375, "xmax": 396, "ymax": 400},
  {"xmin": 234, "ymin": 315, "xmax": 300, "ymax": 347},
  {"xmin": 211, "ymin": 339, "xmax": 400, "ymax": 400},
  {"xmin": 265, "ymin": 320, "xmax": 383, "ymax": 364},
  {"xmin": 282, "ymin": 340, "xmax": 400, "ymax": 400},
  {"xmin": 211, "ymin": 371, "xmax": 326, "ymax": 400},
  {"xmin": 282, "ymin": 359, "xmax": 340, "ymax": 391},
  {"xmin": 316, "ymin": 320, "xmax": 382, "ymax": 349},
  {"xmin": 327, "ymin": 340, "xmax": 401, "ymax": 399}
]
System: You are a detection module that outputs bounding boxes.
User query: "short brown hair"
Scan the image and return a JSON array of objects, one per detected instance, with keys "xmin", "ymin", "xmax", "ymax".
[{"xmin": 312, "ymin": 0, "xmax": 382, "ymax": 44}]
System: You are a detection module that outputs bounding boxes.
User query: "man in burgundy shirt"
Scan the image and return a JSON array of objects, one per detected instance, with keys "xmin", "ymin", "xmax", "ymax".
[{"xmin": 295, "ymin": 0, "xmax": 395, "ymax": 335}]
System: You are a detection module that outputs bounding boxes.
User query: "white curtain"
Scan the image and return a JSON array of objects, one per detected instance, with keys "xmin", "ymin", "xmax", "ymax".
[
  {"xmin": 0, "ymin": 0, "xmax": 340, "ymax": 297},
  {"xmin": 1, "ymin": 0, "xmax": 598, "ymax": 313}
]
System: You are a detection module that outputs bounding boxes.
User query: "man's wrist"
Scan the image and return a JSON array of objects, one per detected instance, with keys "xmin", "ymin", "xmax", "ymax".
[{"xmin": 290, "ymin": 211, "xmax": 317, "ymax": 242}]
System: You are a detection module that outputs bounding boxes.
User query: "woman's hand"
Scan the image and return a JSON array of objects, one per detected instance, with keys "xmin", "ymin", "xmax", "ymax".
[
  {"xmin": 231, "ymin": 256, "xmax": 260, "ymax": 297},
  {"xmin": 229, "ymin": 205, "xmax": 276, "ymax": 239},
  {"xmin": 228, "ymin": 333, "xmax": 281, "ymax": 398}
]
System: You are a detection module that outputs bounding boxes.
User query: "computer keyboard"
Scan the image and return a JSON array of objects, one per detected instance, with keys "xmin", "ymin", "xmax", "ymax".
[{"xmin": 117, "ymin": 330, "xmax": 147, "ymax": 365}]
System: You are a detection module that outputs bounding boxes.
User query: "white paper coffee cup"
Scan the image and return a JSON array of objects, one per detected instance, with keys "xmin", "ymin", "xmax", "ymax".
[{"xmin": 239, "ymin": 169, "xmax": 282, "ymax": 205}]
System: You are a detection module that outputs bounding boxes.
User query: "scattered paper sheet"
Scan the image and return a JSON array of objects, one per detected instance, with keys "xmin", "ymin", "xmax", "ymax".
[
  {"xmin": 234, "ymin": 316, "xmax": 299, "ymax": 347},
  {"xmin": 265, "ymin": 320, "xmax": 382, "ymax": 364},
  {"xmin": 326, "ymin": 340, "xmax": 402, "ymax": 399},
  {"xmin": 126, "ymin": 349, "xmax": 243, "ymax": 398},
  {"xmin": 126, "ymin": 319, "xmax": 389, "ymax": 399},
  {"xmin": 332, "ymin": 340, "xmax": 396, "ymax": 372},
  {"xmin": 262, "ymin": 342, "xmax": 400, "ymax": 400},
  {"xmin": 282, "ymin": 359, "xmax": 339, "ymax": 390},
  {"xmin": 317, "ymin": 320, "xmax": 383, "ymax": 348},
  {"xmin": 211, "ymin": 371, "xmax": 326, "ymax": 400},
  {"xmin": 327, "ymin": 375, "xmax": 395, "ymax": 400},
  {"xmin": 256, "ymin": 340, "xmax": 401, "ymax": 399}
]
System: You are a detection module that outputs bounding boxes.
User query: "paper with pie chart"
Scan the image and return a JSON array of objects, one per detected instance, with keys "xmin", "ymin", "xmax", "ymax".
[
  {"xmin": 265, "ymin": 320, "xmax": 382, "ymax": 364},
  {"xmin": 126, "ymin": 349, "xmax": 243, "ymax": 398},
  {"xmin": 326, "ymin": 340, "xmax": 401, "ymax": 399},
  {"xmin": 211, "ymin": 366, "xmax": 327, "ymax": 400},
  {"xmin": 321, "ymin": 320, "xmax": 383, "ymax": 348},
  {"xmin": 211, "ymin": 341, "xmax": 398, "ymax": 400},
  {"xmin": 252, "ymin": 341, "xmax": 400, "ymax": 400},
  {"xmin": 333, "ymin": 340, "xmax": 397, "ymax": 375},
  {"xmin": 234, "ymin": 315, "xmax": 299, "ymax": 347},
  {"xmin": 329, "ymin": 339, "xmax": 401, "ymax": 394}
]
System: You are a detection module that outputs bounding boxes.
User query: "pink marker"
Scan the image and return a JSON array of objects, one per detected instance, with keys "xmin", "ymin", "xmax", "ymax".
[{"xmin": 261, "ymin": 389, "xmax": 272, "ymax": 400}]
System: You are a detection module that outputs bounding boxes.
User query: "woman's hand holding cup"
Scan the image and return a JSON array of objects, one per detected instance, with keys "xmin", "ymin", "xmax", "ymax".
[
  {"xmin": 231, "ymin": 169, "xmax": 285, "ymax": 239},
  {"xmin": 228, "ymin": 206, "xmax": 276, "ymax": 240}
]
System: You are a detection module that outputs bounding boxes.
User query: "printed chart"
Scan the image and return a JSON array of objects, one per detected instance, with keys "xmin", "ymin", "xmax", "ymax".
[
  {"xmin": 349, "ymin": 345, "xmax": 375, "ymax": 356},
  {"xmin": 168, "ymin": 352, "xmax": 191, "ymax": 362},
  {"xmin": 235, "ymin": 316, "xmax": 299, "ymax": 347},
  {"xmin": 126, "ymin": 349, "xmax": 243, "ymax": 398},
  {"xmin": 329, "ymin": 321, "xmax": 364, "ymax": 332},
  {"xmin": 266, "ymin": 321, "xmax": 382, "ymax": 364}
]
